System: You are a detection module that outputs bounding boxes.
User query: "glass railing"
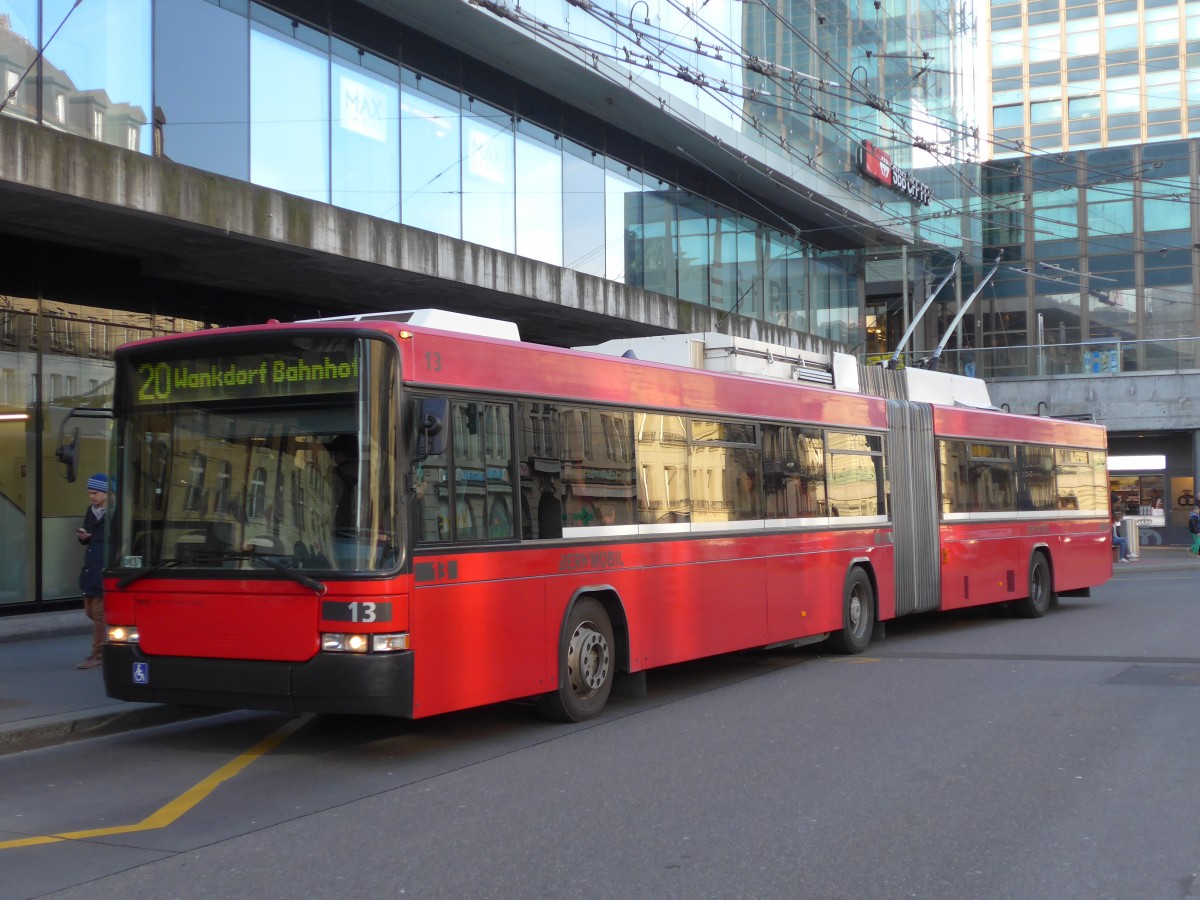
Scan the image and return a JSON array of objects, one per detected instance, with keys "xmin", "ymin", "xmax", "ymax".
[{"xmin": 873, "ymin": 336, "xmax": 1200, "ymax": 379}]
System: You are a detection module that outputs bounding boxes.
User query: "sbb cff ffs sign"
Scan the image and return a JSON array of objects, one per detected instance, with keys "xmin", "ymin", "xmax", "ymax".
[{"xmin": 859, "ymin": 141, "xmax": 933, "ymax": 206}]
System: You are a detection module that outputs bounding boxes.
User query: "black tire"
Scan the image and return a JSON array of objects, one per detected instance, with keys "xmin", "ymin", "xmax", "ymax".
[
  {"xmin": 1013, "ymin": 551, "xmax": 1054, "ymax": 618},
  {"xmin": 537, "ymin": 598, "xmax": 615, "ymax": 722},
  {"xmin": 826, "ymin": 567, "xmax": 875, "ymax": 655}
]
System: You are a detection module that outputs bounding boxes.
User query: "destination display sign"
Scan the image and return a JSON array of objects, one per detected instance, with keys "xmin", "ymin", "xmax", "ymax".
[{"xmin": 129, "ymin": 346, "xmax": 361, "ymax": 405}]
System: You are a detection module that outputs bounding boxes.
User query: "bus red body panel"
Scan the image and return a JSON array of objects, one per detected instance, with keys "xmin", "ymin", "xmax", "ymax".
[
  {"xmin": 104, "ymin": 578, "xmax": 409, "ymax": 661},
  {"xmin": 937, "ymin": 523, "xmax": 1109, "ymax": 611},
  {"xmin": 408, "ymin": 530, "xmax": 891, "ymax": 717},
  {"xmin": 98, "ymin": 319, "xmax": 1111, "ymax": 720},
  {"xmin": 399, "ymin": 331, "xmax": 889, "ymax": 433},
  {"xmin": 932, "ymin": 405, "xmax": 1102, "ymax": 447}
]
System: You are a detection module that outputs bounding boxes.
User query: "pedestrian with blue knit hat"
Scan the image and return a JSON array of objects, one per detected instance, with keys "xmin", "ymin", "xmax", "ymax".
[{"xmin": 76, "ymin": 473, "xmax": 109, "ymax": 669}]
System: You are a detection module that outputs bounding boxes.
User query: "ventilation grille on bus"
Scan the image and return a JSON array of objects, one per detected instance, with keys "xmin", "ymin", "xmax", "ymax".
[
  {"xmin": 792, "ymin": 360, "xmax": 834, "ymax": 385},
  {"xmin": 963, "ymin": 575, "xmax": 969, "ymax": 601},
  {"xmin": 1007, "ymin": 570, "xmax": 1016, "ymax": 593}
]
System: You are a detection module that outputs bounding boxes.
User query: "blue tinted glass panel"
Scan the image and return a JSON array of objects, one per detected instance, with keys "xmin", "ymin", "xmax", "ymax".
[
  {"xmin": 641, "ymin": 185, "xmax": 678, "ymax": 298},
  {"xmin": 155, "ymin": 0, "xmax": 249, "ymax": 179},
  {"xmin": 561, "ymin": 142, "xmax": 604, "ymax": 277},
  {"xmin": 784, "ymin": 250, "xmax": 808, "ymax": 333},
  {"xmin": 1088, "ymin": 200, "xmax": 1133, "ymax": 235},
  {"xmin": 1030, "ymin": 100, "xmax": 1062, "ymax": 123},
  {"xmin": 993, "ymin": 104, "xmax": 1023, "ymax": 128},
  {"xmin": 736, "ymin": 218, "xmax": 762, "ymax": 321},
  {"xmin": 43, "ymin": 0, "xmax": 152, "ymax": 152},
  {"xmin": 400, "ymin": 77, "xmax": 461, "ymax": 238},
  {"xmin": 1144, "ymin": 198, "xmax": 1191, "ymax": 231},
  {"xmin": 515, "ymin": 123, "xmax": 562, "ymax": 265},
  {"xmin": 250, "ymin": 17, "xmax": 329, "ymax": 202},
  {"xmin": 332, "ymin": 46, "xmax": 399, "ymax": 221},
  {"xmin": 606, "ymin": 165, "xmax": 641, "ymax": 285},
  {"xmin": 817, "ymin": 257, "xmax": 858, "ymax": 345},
  {"xmin": 677, "ymin": 199, "xmax": 711, "ymax": 306},
  {"xmin": 765, "ymin": 232, "xmax": 791, "ymax": 327},
  {"xmin": 461, "ymin": 99, "xmax": 514, "ymax": 253},
  {"xmin": 711, "ymin": 215, "xmax": 739, "ymax": 313}
]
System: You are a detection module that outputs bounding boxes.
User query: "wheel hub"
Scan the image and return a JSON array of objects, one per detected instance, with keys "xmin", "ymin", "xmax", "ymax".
[
  {"xmin": 567, "ymin": 622, "xmax": 610, "ymax": 697},
  {"xmin": 847, "ymin": 592, "xmax": 863, "ymax": 631}
]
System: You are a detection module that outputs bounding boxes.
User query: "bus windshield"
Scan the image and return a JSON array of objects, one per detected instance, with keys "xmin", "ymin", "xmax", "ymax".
[{"xmin": 112, "ymin": 334, "xmax": 400, "ymax": 576}]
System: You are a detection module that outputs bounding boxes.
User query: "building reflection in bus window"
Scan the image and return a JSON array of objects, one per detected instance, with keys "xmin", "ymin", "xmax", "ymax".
[
  {"xmin": 1017, "ymin": 445, "xmax": 1056, "ymax": 511},
  {"xmin": 762, "ymin": 425, "xmax": 826, "ymax": 518},
  {"xmin": 826, "ymin": 431, "xmax": 885, "ymax": 517},
  {"xmin": 414, "ymin": 398, "xmax": 514, "ymax": 544},
  {"xmin": 515, "ymin": 402, "xmax": 636, "ymax": 536},
  {"xmin": 689, "ymin": 419, "xmax": 761, "ymax": 522},
  {"xmin": 636, "ymin": 413, "xmax": 690, "ymax": 524},
  {"xmin": 1055, "ymin": 448, "xmax": 1098, "ymax": 511}
]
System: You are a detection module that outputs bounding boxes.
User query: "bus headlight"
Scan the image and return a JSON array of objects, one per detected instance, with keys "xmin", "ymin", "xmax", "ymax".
[
  {"xmin": 371, "ymin": 633, "xmax": 409, "ymax": 652},
  {"xmin": 107, "ymin": 625, "xmax": 139, "ymax": 643},
  {"xmin": 321, "ymin": 633, "xmax": 366, "ymax": 653},
  {"xmin": 321, "ymin": 632, "xmax": 408, "ymax": 653}
]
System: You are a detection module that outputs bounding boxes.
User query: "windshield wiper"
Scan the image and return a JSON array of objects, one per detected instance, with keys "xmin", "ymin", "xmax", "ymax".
[
  {"xmin": 191, "ymin": 549, "xmax": 327, "ymax": 595},
  {"xmin": 117, "ymin": 557, "xmax": 184, "ymax": 589}
]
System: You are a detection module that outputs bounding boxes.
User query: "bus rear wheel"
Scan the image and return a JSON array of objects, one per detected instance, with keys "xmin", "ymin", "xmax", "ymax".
[
  {"xmin": 538, "ymin": 598, "xmax": 615, "ymax": 722},
  {"xmin": 1013, "ymin": 551, "xmax": 1054, "ymax": 618},
  {"xmin": 826, "ymin": 567, "xmax": 874, "ymax": 655}
]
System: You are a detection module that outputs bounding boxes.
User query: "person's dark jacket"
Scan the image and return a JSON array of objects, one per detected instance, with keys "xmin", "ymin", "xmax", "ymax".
[{"xmin": 78, "ymin": 508, "xmax": 106, "ymax": 596}]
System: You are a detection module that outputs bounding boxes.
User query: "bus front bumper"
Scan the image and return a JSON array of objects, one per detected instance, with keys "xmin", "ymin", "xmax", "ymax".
[{"xmin": 103, "ymin": 644, "xmax": 414, "ymax": 718}]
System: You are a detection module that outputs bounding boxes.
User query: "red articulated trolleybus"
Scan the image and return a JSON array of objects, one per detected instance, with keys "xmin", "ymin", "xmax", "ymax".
[{"xmin": 100, "ymin": 310, "xmax": 1111, "ymax": 721}]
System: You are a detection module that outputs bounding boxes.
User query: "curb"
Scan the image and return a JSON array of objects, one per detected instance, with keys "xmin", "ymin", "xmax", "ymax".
[
  {"xmin": 0, "ymin": 610, "xmax": 90, "ymax": 644},
  {"xmin": 0, "ymin": 704, "xmax": 219, "ymax": 756}
]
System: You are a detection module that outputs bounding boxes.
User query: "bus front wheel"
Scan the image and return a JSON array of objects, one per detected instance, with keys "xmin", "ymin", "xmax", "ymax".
[
  {"xmin": 826, "ymin": 567, "xmax": 875, "ymax": 655},
  {"xmin": 1013, "ymin": 551, "xmax": 1054, "ymax": 618},
  {"xmin": 538, "ymin": 598, "xmax": 615, "ymax": 722}
]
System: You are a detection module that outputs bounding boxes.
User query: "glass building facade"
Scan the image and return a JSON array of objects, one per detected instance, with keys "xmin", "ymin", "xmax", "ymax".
[
  {"xmin": 0, "ymin": 300, "xmax": 203, "ymax": 608},
  {"xmin": 979, "ymin": 140, "xmax": 1200, "ymax": 377},
  {"xmin": 989, "ymin": 0, "xmax": 1200, "ymax": 155},
  {"xmin": 978, "ymin": 0, "xmax": 1200, "ymax": 381},
  {"xmin": 0, "ymin": 0, "xmax": 980, "ymax": 345},
  {"xmin": 0, "ymin": 0, "xmax": 978, "ymax": 605}
]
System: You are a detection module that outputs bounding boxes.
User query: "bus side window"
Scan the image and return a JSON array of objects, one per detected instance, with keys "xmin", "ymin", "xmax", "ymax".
[
  {"xmin": 763, "ymin": 425, "xmax": 824, "ymax": 518},
  {"xmin": 415, "ymin": 463, "xmax": 449, "ymax": 543},
  {"xmin": 518, "ymin": 400, "xmax": 564, "ymax": 539},
  {"xmin": 450, "ymin": 399, "xmax": 514, "ymax": 543},
  {"xmin": 413, "ymin": 394, "xmax": 452, "ymax": 544}
]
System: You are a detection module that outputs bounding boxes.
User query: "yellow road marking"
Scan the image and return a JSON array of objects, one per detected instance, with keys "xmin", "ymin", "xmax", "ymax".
[
  {"xmin": 832, "ymin": 656, "xmax": 882, "ymax": 664},
  {"xmin": 0, "ymin": 714, "xmax": 311, "ymax": 851}
]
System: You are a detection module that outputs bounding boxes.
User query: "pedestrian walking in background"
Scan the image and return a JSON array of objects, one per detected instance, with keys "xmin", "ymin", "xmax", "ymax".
[
  {"xmin": 77, "ymin": 474, "xmax": 108, "ymax": 669},
  {"xmin": 1190, "ymin": 507, "xmax": 1200, "ymax": 556}
]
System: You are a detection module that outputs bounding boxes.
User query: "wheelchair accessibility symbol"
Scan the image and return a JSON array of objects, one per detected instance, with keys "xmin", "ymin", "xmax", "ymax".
[{"xmin": 132, "ymin": 662, "xmax": 149, "ymax": 685}]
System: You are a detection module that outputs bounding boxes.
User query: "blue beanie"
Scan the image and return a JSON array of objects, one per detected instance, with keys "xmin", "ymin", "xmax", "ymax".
[{"xmin": 86, "ymin": 474, "xmax": 108, "ymax": 492}]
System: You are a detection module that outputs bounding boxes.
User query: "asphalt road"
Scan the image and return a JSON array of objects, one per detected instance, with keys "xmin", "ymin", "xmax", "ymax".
[{"xmin": 3, "ymin": 564, "xmax": 1199, "ymax": 900}]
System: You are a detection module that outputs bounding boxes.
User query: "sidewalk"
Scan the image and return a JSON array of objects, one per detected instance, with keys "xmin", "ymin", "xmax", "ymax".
[
  {"xmin": 1110, "ymin": 543, "xmax": 1195, "ymax": 572},
  {"xmin": 0, "ymin": 545, "xmax": 1194, "ymax": 755},
  {"xmin": 0, "ymin": 610, "xmax": 215, "ymax": 755}
]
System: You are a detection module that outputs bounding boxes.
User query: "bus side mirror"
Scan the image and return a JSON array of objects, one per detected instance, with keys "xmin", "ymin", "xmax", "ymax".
[
  {"xmin": 53, "ymin": 407, "xmax": 113, "ymax": 484},
  {"xmin": 55, "ymin": 427, "xmax": 80, "ymax": 483},
  {"xmin": 415, "ymin": 398, "xmax": 447, "ymax": 459}
]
